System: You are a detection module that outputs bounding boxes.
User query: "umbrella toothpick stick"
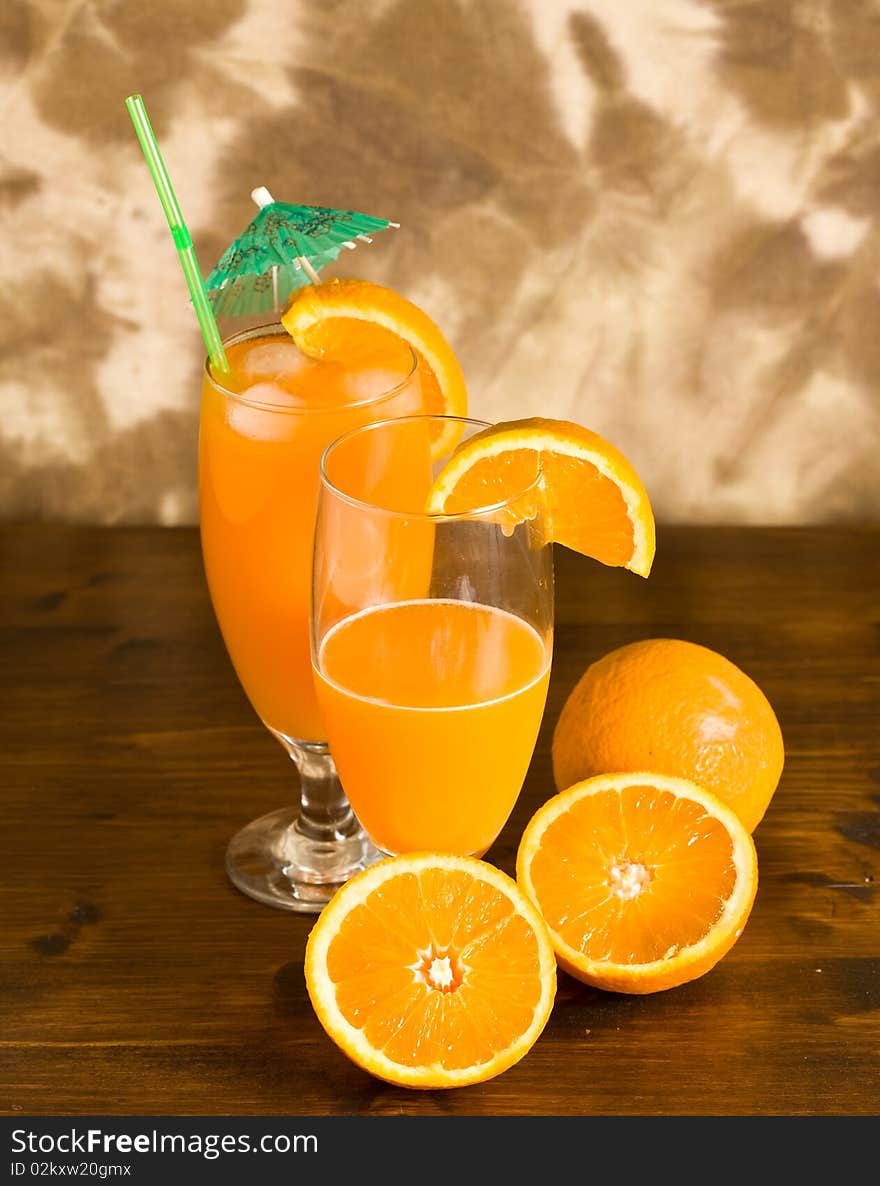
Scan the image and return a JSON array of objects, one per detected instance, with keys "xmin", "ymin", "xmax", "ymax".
[{"xmin": 298, "ymin": 258, "xmax": 322, "ymax": 284}]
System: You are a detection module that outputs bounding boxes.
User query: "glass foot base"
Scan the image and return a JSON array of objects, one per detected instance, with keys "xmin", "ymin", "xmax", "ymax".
[{"xmin": 225, "ymin": 806, "xmax": 381, "ymax": 913}]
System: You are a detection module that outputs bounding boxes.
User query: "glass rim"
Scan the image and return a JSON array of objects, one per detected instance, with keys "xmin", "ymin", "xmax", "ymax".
[
  {"xmin": 319, "ymin": 413, "xmax": 545, "ymax": 523},
  {"xmin": 203, "ymin": 322, "xmax": 420, "ymax": 414}
]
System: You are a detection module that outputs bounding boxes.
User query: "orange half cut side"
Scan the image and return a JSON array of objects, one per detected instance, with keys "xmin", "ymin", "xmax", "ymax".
[
  {"xmin": 305, "ymin": 853, "xmax": 557, "ymax": 1088},
  {"xmin": 517, "ymin": 773, "xmax": 758, "ymax": 993}
]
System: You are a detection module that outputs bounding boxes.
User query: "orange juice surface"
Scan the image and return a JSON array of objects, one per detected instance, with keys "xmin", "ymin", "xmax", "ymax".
[
  {"xmin": 199, "ymin": 329, "xmax": 420, "ymax": 743},
  {"xmin": 314, "ymin": 599, "xmax": 551, "ymax": 855}
]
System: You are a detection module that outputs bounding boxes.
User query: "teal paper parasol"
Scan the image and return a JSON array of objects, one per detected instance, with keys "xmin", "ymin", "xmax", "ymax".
[{"xmin": 205, "ymin": 187, "xmax": 398, "ymax": 317}]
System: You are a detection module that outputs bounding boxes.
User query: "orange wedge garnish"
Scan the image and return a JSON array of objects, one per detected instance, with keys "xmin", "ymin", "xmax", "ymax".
[
  {"xmin": 305, "ymin": 853, "xmax": 557, "ymax": 1088},
  {"xmin": 426, "ymin": 418, "xmax": 656, "ymax": 576},
  {"xmin": 517, "ymin": 773, "xmax": 758, "ymax": 994},
  {"xmin": 282, "ymin": 279, "xmax": 468, "ymax": 455}
]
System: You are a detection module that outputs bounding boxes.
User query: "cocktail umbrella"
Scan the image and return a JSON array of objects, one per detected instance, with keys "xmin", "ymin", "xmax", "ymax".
[{"xmin": 205, "ymin": 188, "xmax": 398, "ymax": 317}]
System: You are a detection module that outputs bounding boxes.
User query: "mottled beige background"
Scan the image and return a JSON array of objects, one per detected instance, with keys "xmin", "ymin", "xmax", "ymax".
[{"xmin": 1, "ymin": 0, "xmax": 878, "ymax": 524}]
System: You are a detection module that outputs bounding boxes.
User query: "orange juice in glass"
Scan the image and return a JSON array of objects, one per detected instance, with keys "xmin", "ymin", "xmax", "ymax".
[
  {"xmin": 199, "ymin": 324, "xmax": 421, "ymax": 909},
  {"xmin": 312, "ymin": 415, "xmax": 554, "ymax": 857}
]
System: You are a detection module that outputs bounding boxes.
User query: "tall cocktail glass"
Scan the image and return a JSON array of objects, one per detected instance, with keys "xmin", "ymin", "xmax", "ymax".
[{"xmin": 199, "ymin": 323, "xmax": 421, "ymax": 909}]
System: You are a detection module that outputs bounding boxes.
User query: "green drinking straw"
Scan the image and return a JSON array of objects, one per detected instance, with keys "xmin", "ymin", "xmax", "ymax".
[{"xmin": 124, "ymin": 94, "xmax": 229, "ymax": 373}]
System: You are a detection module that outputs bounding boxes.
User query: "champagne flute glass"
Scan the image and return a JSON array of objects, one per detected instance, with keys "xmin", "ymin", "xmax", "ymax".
[
  {"xmin": 312, "ymin": 415, "xmax": 553, "ymax": 858},
  {"xmin": 199, "ymin": 323, "xmax": 421, "ymax": 909}
]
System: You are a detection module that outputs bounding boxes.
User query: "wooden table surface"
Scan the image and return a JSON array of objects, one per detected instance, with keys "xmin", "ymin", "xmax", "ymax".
[{"xmin": 2, "ymin": 524, "xmax": 878, "ymax": 1117}]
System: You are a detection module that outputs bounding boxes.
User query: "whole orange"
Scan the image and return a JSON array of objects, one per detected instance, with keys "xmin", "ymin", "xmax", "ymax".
[{"xmin": 551, "ymin": 639, "xmax": 784, "ymax": 832}]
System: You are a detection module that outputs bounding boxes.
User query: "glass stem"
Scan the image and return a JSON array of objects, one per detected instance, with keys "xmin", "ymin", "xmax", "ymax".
[{"xmin": 289, "ymin": 741, "xmax": 359, "ymax": 843}]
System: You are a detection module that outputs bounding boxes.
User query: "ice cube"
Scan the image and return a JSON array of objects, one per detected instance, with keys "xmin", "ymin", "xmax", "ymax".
[
  {"xmin": 235, "ymin": 339, "xmax": 308, "ymax": 384},
  {"xmin": 342, "ymin": 366, "xmax": 419, "ymax": 409},
  {"xmin": 239, "ymin": 380, "xmax": 298, "ymax": 407},
  {"xmin": 227, "ymin": 384, "xmax": 298, "ymax": 440}
]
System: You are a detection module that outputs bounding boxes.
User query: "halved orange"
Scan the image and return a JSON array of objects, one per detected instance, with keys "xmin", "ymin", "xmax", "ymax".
[
  {"xmin": 282, "ymin": 279, "xmax": 468, "ymax": 455},
  {"xmin": 305, "ymin": 853, "xmax": 557, "ymax": 1088},
  {"xmin": 517, "ymin": 773, "xmax": 758, "ymax": 994},
  {"xmin": 426, "ymin": 418, "xmax": 655, "ymax": 576}
]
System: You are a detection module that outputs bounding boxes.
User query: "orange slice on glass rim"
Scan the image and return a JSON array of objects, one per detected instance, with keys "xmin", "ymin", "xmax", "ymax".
[
  {"xmin": 426, "ymin": 417, "xmax": 656, "ymax": 576},
  {"xmin": 282, "ymin": 279, "xmax": 468, "ymax": 456},
  {"xmin": 516, "ymin": 773, "xmax": 758, "ymax": 994},
  {"xmin": 305, "ymin": 853, "xmax": 557, "ymax": 1089}
]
